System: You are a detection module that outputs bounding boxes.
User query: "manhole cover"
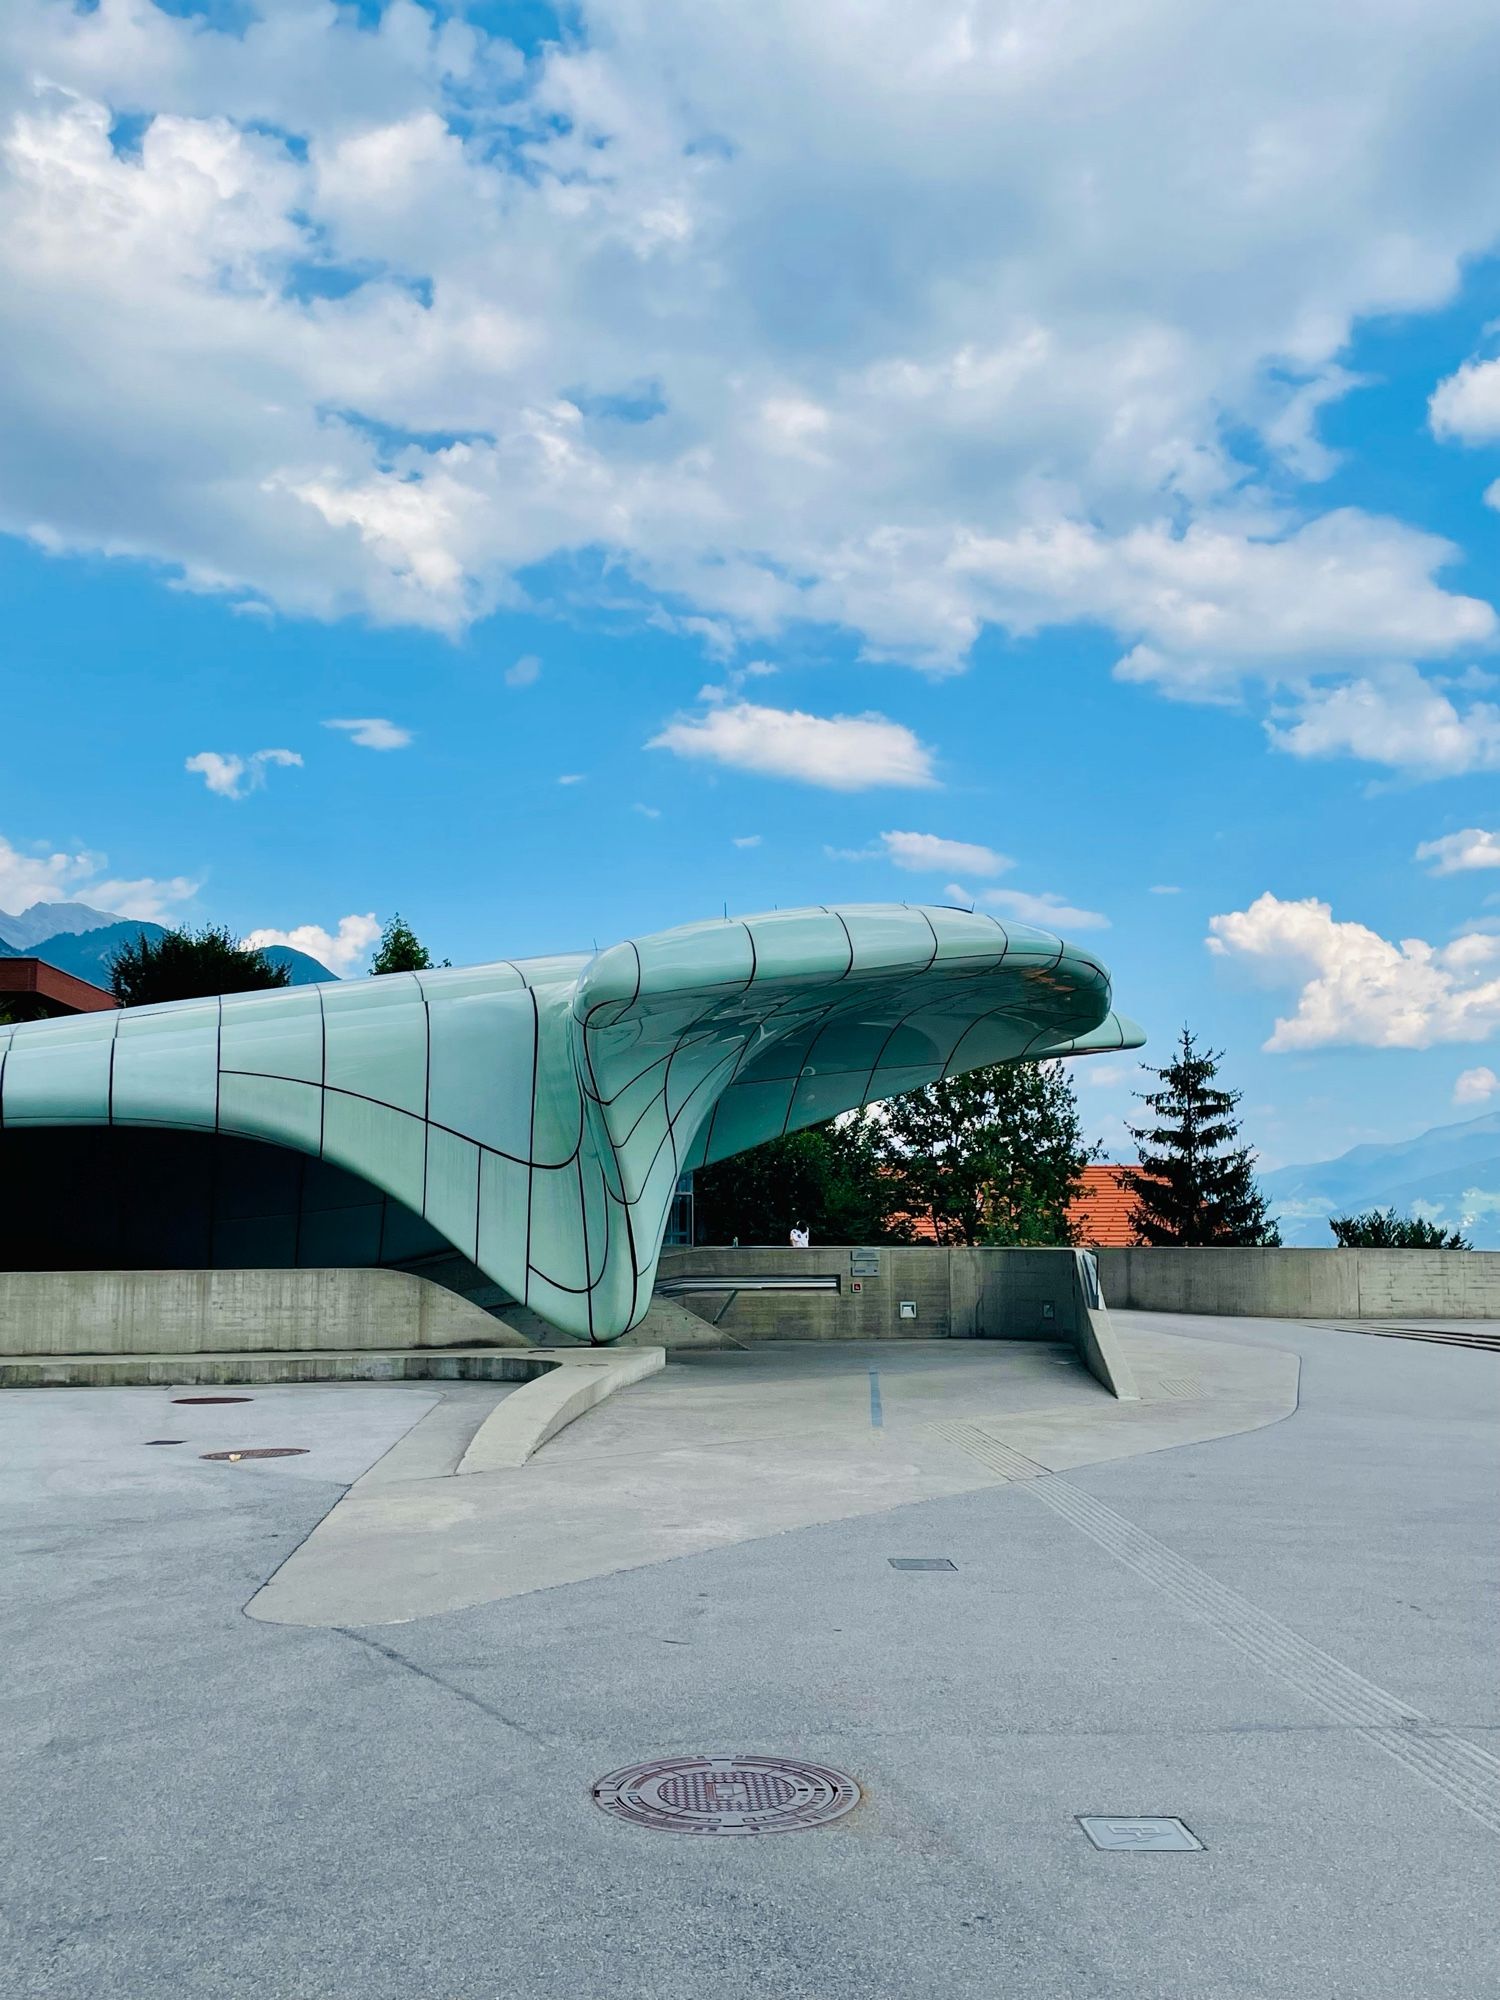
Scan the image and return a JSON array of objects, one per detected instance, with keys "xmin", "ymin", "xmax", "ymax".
[
  {"xmin": 591, "ymin": 1756, "xmax": 860, "ymax": 1836},
  {"xmin": 173, "ymin": 1395, "xmax": 253, "ymax": 1405},
  {"xmin": 1078, "ymin": 1816, "xmax": 1203, "ymax": 1851},
  {"xmin": 200, "ymin": 1448, "xmax": 309, "ymax": 1462}
]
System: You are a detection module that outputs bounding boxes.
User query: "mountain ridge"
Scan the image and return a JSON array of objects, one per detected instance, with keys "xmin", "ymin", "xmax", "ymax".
[
  {"xmin": 1261, "ymin": 1109, "xmax": 1500, "ymax": 1249},
  {"xmin": 0, "ymin": 902, "xmax": 337, "ymax": 990}
]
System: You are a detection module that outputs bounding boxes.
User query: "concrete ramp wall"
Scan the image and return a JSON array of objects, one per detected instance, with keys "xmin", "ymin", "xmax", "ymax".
[{"xmin": 1095, "ymin": 1245, "xmax": 1500, "ymax": 1319}]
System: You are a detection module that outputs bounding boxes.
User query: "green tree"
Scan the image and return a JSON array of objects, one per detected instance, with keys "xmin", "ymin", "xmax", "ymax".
[
  {"xmin": 1329, "ymin": 1208, "xmax": 1471, "ymax": 1250},
  {"xmin": 108, "ymin": 924, "xmax": 291, "ymax": 1008},
  {"xmin": 1122, "ymin": 1027, "xmax": 1279, "ymax": 1245},
  {"xmin": 372, "ymin": 913, "xmax": 446, "ymax": 974},
  {"xmin": 691, "ymin": 1112, "xmax": 905, "ymax": 1245},
  {"xmin": 876, "ymin": 1061, "xmax": 1096, "ymax": 1247}
]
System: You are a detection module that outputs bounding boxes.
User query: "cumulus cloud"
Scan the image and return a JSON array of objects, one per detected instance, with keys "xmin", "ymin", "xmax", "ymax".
[
  {"xmin": 1267, "ymin": 665, "xmax": 1500, "ymax": 776},
  {"xmin": 649, "ymin": 701, "xmax": 937, "ymax": 790},
  {"xmin": 1207, "ymin": 891, "xmax": 1500, "ymax": 1049},
  {"xmin": 324, "ymin": 716, "xmax": 412, "ymax": 750},
  {"xmin": 1431, "ymin": 357, "xmax": 1500, "ymax": 443},
  {"xmin": 244, "ymin": 913, "xmax": 380, "ymax": 975},
  {"xmin": 1453, "ymin": 1064, "xmax": 1498, "ymax": 1105},
  {"xmin": 0, "ymin": 832, "xmax": 197, "ymax": 923},
  {"xmin": 185, "ymin": 748, "xmax": 302, "ymax": 799},
  {"xmin": 505, "ymin": 655, "xmax": 541, "ymax": 688},
  {"xmin": 732, "ymin": 834, "xmax": 762, "ymax": 848},
  {"xmin": 872, "ymin": 831, "xmax": 1011, "ymax": 875},
  {"xmin": 2, "ymin": 0, "xmax": 1500, "ymax": 710},
  {"xmin": 981, "ymin": 888, "xmax": 1110, "ymax": 932},
  {"xmin": 1416, "ymin": 827, "xmax": 1500, "ymax": 874}
]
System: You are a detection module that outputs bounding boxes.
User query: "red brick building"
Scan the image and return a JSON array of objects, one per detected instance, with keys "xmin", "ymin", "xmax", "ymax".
[{"xmin": 0, "ymin": 958, "xmax": 119, "ymax": 1023}]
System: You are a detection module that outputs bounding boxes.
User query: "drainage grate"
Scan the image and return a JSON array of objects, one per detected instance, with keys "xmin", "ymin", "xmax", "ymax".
[
  {"xmin": 200, "ymin": 1448, "xmax": 309, "ymax": 1462},
  {"xmin": 173, "ymin": 1395, "xmax": 254, "ymax": 1405},
  {"xmin": 591, "ymin": 1756, "xmax": 860, "ymax": 1836},
  {"xmin": 1078, "ymin": 1816, "xmax": 1203, "ymax": 1851},
  {"xmin": 144, "ymin": 1439, "xmax": 185, "ymax": 1446},
  {"xmin": 888, "ymin": 1557, "xmax": 956, "ymax": 1571}
]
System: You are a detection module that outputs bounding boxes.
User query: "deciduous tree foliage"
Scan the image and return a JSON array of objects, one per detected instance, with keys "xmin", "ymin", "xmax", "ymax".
[
  {"xmin": 1329, "ymin": 1208, "xmax": 1471, "ymax": 1250},
  {"xmin": 372, "ymin": 914, "xmax": 445, "ymax": 974},
  {"xmin": 691, "ymin": 1113, "xmax": 903, "ymax": 1246},
  {"xmin": 1123, "ymin": 1027, "xmax": 1279, "ymax": 1246},
  {"xmin": 876, "ymin": 1062, "xmax": 1096, "ymax": 1247},
  {"xmin": 108, "ymin": 925, "xmax": 290, "ymax": 1008}
]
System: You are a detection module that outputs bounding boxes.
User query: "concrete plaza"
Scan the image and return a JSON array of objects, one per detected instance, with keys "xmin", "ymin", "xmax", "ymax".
[{"xmin": 2, "ymin": 1313, "xmax": 1496, "ymax": 1999}]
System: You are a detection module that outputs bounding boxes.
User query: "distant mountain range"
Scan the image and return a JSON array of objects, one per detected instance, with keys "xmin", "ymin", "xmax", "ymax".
[
  {"xmin": 0, "ymin": 902, "xmax": 336, "ymax": 990},
  {"xmin": 1260, "ymin": 1111, "xmax": 1500, "ymax": 1249}
]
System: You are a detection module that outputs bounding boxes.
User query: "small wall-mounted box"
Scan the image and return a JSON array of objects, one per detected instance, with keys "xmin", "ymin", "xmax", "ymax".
[{"xmin": 899, "ymin": 1300, "xmax": 918, "ymax": 1320}]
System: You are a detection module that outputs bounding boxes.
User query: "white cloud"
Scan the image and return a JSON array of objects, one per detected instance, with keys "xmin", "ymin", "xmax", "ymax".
[
  {"xmin": 1267, "ymin": 664, "xmax": 1500, "ymax": 776},
  {"xmin": 1431, "ymin": 356, "xmax": 1500, "ymax": 443},
  {"xmin": 1416, "ymin": 827, "xmax": 1500, "ymax": 874},
  {"xmin": 505, "ymin": 655, "xmax": 541, "ymax": 688},
  {"xmin": 981, "ymin": 888, "xmax": 1110, "ymax": 932},
  {"xmin": 244, "ymin": 913, "xmax": 380, "ymax": 975},
  {"xmin": 2, "ymin": 1, "xmax": 1500, "ymax": 705},
  {"xmin": 0, "ymin": 832, "xmax": 197, "ymax": 923},
  {"xmin": 557, "ymin": 772, "xmax": 585, "ymax": 785},
  {"xmin": 876, "ymin": 830, "xmax": 1011, "ymax": 876},
  {"xmin": 732, "ymin": 834, "xmax": 762, "ymax": 848},
  {"xmin": 633, "ymin": 802, "xmax": 661, "ymax": 818},
  {"xmin": 1150, "ymin": 884, "xmax": 1182, "ymax": 895},
  {"xmin": 324, "ymin": 716, "xmax": 412, "ymax": 750},
  {"xmin": 1454, "ymin": 1064, "xmax": 1498, "ymax": 1105},
  {"xmin": 185, "ymin": 748, "xmax": 302, "ymax": 800},
  {"xmin": 649, "ymin": 700, "xmax": 937, "ymax": 790},
  {"xmin": 1207, "ymin": 891, "xmax": 1500, "ymax": 1049}
]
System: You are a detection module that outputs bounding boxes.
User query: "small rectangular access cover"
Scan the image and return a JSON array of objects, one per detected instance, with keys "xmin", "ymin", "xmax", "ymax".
[
  {"xmin": 888, "ymin": 1557, "xmax": 956, "ymax": 1571},
  {"xmin": 1078, "ymin": 1816, "xmax": 1202, "ymax": 1851}
]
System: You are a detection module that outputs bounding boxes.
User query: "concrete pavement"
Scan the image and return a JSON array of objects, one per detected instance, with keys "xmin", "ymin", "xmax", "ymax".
[{"xmin": 1, "ymin": 1314, "xmax": 1496, "ymax": 2000}]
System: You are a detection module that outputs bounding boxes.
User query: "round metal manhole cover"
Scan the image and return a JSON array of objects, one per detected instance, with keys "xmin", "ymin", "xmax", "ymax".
[
  {"xmin": 200, "ymin": 1448, "xmax": 309, "ymax": 1461},
  {"xmin": 591, "ymin": 1756, "xmax": 860, "ymax": 1836},
  {"xmin": 173, "ymin": 1395, "xmax": 254, "ymax": 1405}
]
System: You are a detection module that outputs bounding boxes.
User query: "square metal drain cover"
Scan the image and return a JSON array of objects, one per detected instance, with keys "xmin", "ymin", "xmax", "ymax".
[
  {"xmin": 888, "ymin": 1557, "xmax": 956, "ymax": 1571},
  {"xmin": 1078, "ymin": 1816, "xmax": 1202, "ymax": 1851}
]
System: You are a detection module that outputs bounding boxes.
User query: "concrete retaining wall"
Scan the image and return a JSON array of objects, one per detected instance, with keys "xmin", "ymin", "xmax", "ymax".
[
  {"xmin": 0, "ymin": 1267, "xmax": 526, "ymax": 1357},
  {"xmin": 656, "ymin": 1244, "xmax": 1090, "ymax": 1341},
  {"xmin": 1095, "ymin": 1246, "xmax": 1500, "ymax": 1319},
  {"xmin": 655, "ymin": 1244, "xmax": 1135, "ymax": 1397}
]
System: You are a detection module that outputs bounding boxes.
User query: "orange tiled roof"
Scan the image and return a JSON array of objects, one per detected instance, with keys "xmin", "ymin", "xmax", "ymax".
[
  {"xmin": 1067, "ymin": 1165, "xmax": 1141, "ymax": 1247},
  {"xmin": 896, "ymin": 1165, "xmax": 1141, "ymax": 1247}
]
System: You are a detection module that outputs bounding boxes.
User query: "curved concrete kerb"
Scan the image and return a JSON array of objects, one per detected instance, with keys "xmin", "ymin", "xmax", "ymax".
[{"xmin": 457, "ymin": 1347, "xmax": 666, "ymax": 1471}]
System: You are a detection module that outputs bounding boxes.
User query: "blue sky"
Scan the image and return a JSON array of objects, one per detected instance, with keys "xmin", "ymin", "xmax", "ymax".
[{"xmin": 7, "ymin": 0, "xmax": 1500, "ymax": 1175}]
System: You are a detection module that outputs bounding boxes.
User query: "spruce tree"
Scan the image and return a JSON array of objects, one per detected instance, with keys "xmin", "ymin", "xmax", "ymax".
[{"xmin": 1122, "ymin": 1027, "xmax": 1279, "ymax": 1246}]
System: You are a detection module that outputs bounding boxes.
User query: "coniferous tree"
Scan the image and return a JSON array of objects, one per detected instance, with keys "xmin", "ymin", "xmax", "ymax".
[
  {"xmin": 371, "ymin": 913, "xmax": 447, "ymax": 974},
  {"xmin": 109, "ymin": 925, "xmax": 291, "ymax": 1008},
  {"xmin": 1122, "ymin": 1028, "xmax": 1279, "ymax": 1246}
]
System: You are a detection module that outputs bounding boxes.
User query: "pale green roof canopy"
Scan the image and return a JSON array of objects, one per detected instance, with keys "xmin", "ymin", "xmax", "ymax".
[{"xmin": 0, "ymin": 904, "xmax": 1141, "ymax": 1340}]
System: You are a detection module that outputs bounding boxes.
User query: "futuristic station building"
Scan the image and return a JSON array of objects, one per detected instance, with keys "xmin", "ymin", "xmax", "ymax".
[{"xmin": 0, "ymin": 904, "xmax": 1141, "ymax": 1342}]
